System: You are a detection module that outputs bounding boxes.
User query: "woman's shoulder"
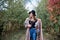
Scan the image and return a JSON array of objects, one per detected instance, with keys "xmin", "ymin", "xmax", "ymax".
[
  {"xmin": 37, "ymin": 18, "xmax": 42, "ymax": 22},
  {"xmin": 26, "ymin": 17, "xmax": 29, "ymax": 19},
  {"xmin": 26, "ymin": 17, "xmax": 30, "ymax": 20}
]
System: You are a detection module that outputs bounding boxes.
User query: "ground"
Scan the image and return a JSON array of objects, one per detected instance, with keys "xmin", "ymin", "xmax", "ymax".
[{"xmin": 2, "ymin": 30, "xmax": 54, "ymax": 40}]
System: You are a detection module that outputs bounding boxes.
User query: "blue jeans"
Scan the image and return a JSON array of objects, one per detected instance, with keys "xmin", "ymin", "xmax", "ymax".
[{"xmin": 30, "ymin": 28, "xmax": 37, "ymax": 40}]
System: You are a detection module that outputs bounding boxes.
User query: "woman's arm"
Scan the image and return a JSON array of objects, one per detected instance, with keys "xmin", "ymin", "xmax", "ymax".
[
  {"xmin": 24, "ymin": 18, "xmax": 31, "ymax": 28},
  {"xmin": 24, "ymin": 18, "xmax": 29, "ymax": 28},
  {"xmin": 38, "ymin": 19, "xmax": 43, "ymax": 40}
]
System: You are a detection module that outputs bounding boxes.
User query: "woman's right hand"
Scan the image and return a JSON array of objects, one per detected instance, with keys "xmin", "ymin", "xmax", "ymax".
[{"xmin": 27, "ymin": 24, "xmax": 31, "ymax": 28}]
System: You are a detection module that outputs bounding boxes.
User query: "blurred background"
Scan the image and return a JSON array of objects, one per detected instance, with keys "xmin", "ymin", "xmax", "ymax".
[{"xmin": 0, "ymin": 0, "xmax": 60, "ymax": 40}]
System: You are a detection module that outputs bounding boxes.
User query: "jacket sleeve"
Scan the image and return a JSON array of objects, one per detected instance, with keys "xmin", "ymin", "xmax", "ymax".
[
  {"xmin": 24, "ymin": 18, "xmax": 29, "ymax": 28},
  {"xmin": 39, "ymin": 19, "xmax": 43, "ymax": 40}
]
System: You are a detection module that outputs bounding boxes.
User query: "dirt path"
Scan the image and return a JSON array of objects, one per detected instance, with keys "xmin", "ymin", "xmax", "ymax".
[{"xmin": 2, "ymin": 30, "xmax": 53, "ymax": 40}]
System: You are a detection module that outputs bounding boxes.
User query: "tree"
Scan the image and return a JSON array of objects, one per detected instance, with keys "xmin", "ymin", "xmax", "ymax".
[
  {"xmin": 47, "ymin": 0, "xmax": 60, "ymax": 33},
  {"xmin": 0, "ymin": 0, "xmax": 27, "ymax": 32},
  {"xmin": 36, "ymin": 0, "xmax": 50, "ymax": 32}
]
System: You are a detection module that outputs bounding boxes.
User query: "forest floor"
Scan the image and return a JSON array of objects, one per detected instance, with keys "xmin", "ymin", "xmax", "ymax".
[{"xmin": 2, "ymin": 30, "xmax": 54, "ymax": 40}]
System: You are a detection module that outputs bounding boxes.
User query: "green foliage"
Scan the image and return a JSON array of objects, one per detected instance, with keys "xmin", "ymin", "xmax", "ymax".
[
  {"xmin": 36, "ymin": 0, "xmax": 50, "ymax": 29},
  {"xmin": 0, "ymin": 0, "xmax": 59, "ymax": 34},
  {"xmin": 36, "ymin": 0, "xmax": 59, "ymax": 34},
  {"xmin": 0, "ymin": 0, "xmax": 27, "ymax": 31}
]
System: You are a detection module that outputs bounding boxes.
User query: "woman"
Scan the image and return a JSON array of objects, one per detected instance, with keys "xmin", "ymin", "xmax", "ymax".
[{"xmin": 24, "ymin": 10, "xmax": 43, "ymax": 40}]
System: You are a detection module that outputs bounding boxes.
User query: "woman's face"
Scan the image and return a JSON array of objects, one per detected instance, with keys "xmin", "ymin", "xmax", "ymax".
[{"xmin": 29, "ymin": 13, "xmax": 34, "ymax": 18}]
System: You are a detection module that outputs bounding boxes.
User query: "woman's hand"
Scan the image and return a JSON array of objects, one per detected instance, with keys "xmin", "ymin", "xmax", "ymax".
[{"xmin": 27, "ymin": 24, "xmax": 31, "ymax": 28}]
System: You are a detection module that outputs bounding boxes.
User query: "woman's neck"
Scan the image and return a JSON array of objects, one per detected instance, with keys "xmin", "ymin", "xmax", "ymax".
[
  {"xmin": 29, "ymin": 16, "xmax": 36, "ymax": 20},
  {"xmin": 32, "ymin": 16, "xmax": 36, "ymax": 20}
]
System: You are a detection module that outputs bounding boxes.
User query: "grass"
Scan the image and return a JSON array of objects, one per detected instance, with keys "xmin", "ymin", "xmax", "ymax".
[
  {"xmin": 2, "ymin": 30, "xmax": 26, "ymax": 40},
  {"xmin": 1, "ymin": 30, "xmax": 54, "ymax": 40}
]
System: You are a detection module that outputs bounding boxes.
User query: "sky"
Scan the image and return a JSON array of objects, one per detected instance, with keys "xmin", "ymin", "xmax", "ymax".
[
  {"xmin": 25, "ymin": 0, "xmax": 41, "ymax": 11},
  {"xmin": 0, "ymin": 0, "xmax": 41, "ymax": 11}
]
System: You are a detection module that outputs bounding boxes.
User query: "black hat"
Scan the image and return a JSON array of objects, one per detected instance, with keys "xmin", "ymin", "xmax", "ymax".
[{"xmin": 29, "ymin": 10, "xmax": 36, "ymax": 16}]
